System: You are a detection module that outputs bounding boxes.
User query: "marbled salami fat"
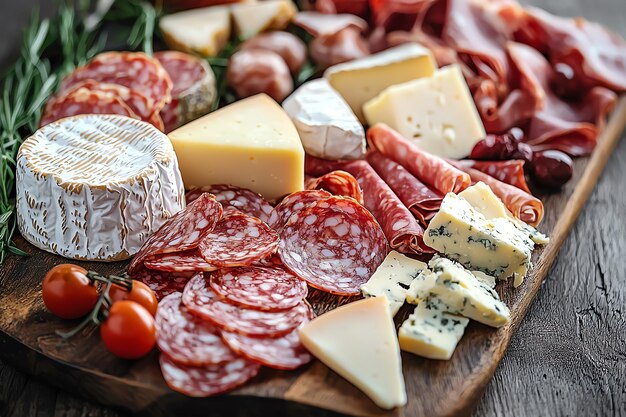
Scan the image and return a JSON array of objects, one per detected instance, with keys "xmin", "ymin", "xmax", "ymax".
[
  {"xmin": 144, "ymin": 250, "xmax": 217, "ymax": 272},
  {"xmin": 267, "ymin": 189, "xmax": 332, "ymax": 233},
  {"xmin": 186, "ymin": 184, "xmax": 273, "ymax": 223},
  {"xmin": 132, "ymin": 267, "xmax": 198, "ymax": 301},
  {"xmin": 305, "ymin": 170, "xmax": 364, "ymax": 205}
]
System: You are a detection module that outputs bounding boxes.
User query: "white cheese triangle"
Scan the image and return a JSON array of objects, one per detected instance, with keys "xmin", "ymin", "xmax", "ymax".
[
  {"xmin": 299, "ymin": 297, "xmax": 407, "ymax": 410},
  {"xmin": 231, "ymin": 0, "xmax": 296, "ymax": 38}
]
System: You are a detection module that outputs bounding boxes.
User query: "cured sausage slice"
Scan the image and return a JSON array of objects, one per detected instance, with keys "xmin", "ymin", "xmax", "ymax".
[
  {"xmin": 144, "ymin": 250, "xmax": 217, "ymax": 272},
  {"xmin": 221, "ymin": 325, "xmax": 312, "ymax": 370},
  {"xmin": 367, "ymin": 124, "xmax": 471, "ymax": 194},
  {"xmin": 132, "ymin": 267, "xmax": 198, "ymax": 301},
  {"xmin": 156, "ymin": 293, "xmax": 237, "ymax": 366},
  {"xmin": 210, "ymin": 266, "xmax": 308, "ymax": 311},
  {"xmin": 278, "ymin": 195, "xmax": 387, "ymax": 295},
  {"xmin": 39, "ymin": 88, "xmax": 138, "ymax": 127},
  {"xmin": 305, "ymin": 170, "xmax": 364, "ymax": 205},
  {"xmin": 198, "ymin": 212, "xmax": 279, "ymax": 267},
  {"xmin": 159, "ymin": 354, "xmax": 260, "ymax": 397},
  {"xmin": 186, "ymin": 185, "xmax": 273, "ymax": 223},
  {"xmin": 182, "ymin": 274, "xmax": 312, "ymax": 337},
  {"xmin": 128, "ymin": 193, "xmax": 222, "ymax": 276},
  {"xmin": 267, "ymin": 189, "xmax": 332, "ymax": 233}
]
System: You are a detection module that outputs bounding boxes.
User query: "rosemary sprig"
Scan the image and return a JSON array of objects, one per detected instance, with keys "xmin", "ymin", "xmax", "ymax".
[{"xmin": 104, "ymin": 0, "xmax": 160, "ymax": 55}]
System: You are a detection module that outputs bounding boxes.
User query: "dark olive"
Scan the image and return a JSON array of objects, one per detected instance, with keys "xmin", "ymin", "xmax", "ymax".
[
  {"xmin": 470, "ymin": 129, "xmax": 532, "ymax": 162},
  {"xmin": 530, "ymin": 150, "xmax": 573, "ymax": 188}
]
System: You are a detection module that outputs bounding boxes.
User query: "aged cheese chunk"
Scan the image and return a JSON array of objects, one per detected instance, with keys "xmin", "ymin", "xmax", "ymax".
[
  {"xmin": 363, "ymin": 65, "xmax": 485, "ymax": 159},
  {"xmin": 424, "ymin": 193, "xmax": 535, "ymax": 286},
  {"xmin": 324, "ymin": 44, "xmax": 437, "ymax": 122},
  {"xmin": 282, "ymin": 79, "xmax": 365, "ymax": 160},
  {"xmin": 398, "ymin": 298, "xmax": 469, "ymax": 360},
  {"xmin": 16, "ymin": 115, "xmax": 185, "ymax": 261},
  {"xmin": 360, "ymin": 250, "xmax": 427, "ymax": 316},
  {"xmin": 299, "ymin": 297, "xmax": 407, "ymax": 410},
  {"xmin": 159, "ymin": 6, "xmax": 231, "ymax": 57},
  {"xmin": 406, "ymin": 257, "xmax": 510, "ymax": 327},
  {"xmin": 168, "ymin": 94, "xmax": 304, "ymax": 200},
  {"xmin": 231, "ymin": 0, "xmax": 297, "ymax": 39}
]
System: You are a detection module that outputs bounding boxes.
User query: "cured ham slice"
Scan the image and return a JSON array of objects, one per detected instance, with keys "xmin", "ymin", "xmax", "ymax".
[{"xmin": 458, "ymin": 159, "xmax": 531, "ymax": 194}]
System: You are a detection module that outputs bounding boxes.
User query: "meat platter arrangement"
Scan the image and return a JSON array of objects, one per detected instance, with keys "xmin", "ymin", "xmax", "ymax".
[{"xmin": 0, "ymin": 0, "xmax": 625, "ymax": 415}]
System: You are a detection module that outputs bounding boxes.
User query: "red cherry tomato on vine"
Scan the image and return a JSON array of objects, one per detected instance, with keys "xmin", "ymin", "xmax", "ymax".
[
  {"xmin": 42, "ymin": 264, "xmax": 99, "ymax": 319},
  {"xmin": 109, "ymin": 280, "xmax": 158, "ymax": 317},
  {"xmin": 100, "ymin": 300, "xmax": 156, "ymax": 359}
]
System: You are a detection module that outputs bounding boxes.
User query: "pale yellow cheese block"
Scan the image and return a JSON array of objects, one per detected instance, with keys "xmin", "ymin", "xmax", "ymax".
[
  {"xmin": 231, "ymin": 0, "xmax": 297, "ymax": 39},
  {"xmin": 168, "ymin": 94, "xmax": 304, "ymax": 200}
]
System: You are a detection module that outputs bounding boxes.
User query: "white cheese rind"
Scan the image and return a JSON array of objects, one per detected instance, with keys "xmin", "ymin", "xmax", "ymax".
[
  {"xmin": 16, "ymin": 115, "xmax": 185, "ymax": 261},
  {"xmin": 299, "ymin": 297, "xmax": 407, "ymax": 410},
  {"xmin": 399, "ymin": 298, "xmax": 469, "ymax": 360},
  {"xmin": 282, "ymin": 79, "xmax": 365, "ymax": 160},
  {"xmin": 360, "ymin": 250, "xmax": 427, "ymax": 316}
]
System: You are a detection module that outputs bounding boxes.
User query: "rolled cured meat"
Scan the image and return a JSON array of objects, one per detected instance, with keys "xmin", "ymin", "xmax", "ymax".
[
  {"xmin": 458, "ymin": 159, "xmax": 531, "ymax": 194},
  {"xmin": 367, "ymin": 124, "xmax": 471, "ymax": 194},
  {"xmin": 305, "ymin": 170, "xmax": 364, "ymax": 205}
]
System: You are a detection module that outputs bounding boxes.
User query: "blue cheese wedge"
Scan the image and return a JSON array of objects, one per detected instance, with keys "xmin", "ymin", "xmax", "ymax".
[
  {"xmin": 398, "ymin": 297, "xmax": 469, "ymax": 360},
  {"xmin": 360, "ymin": 251, "xmax": 427, "ymax": 316},
  {"xmin": 406, "ymin": 257, "xmax": 510, "ymax": 327},
  {"xmin": 423, "ymin": 192, "xmax": 535, "ymax": 286}
]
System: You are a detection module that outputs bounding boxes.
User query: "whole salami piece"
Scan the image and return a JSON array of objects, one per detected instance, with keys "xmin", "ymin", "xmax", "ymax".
[
  {"xmin": 132, "ymin": 267, "xmax": 198, "ymax": 301},
  {"xmin": 159, "ymin": 354, "xmax": 260, "ymax": 397},
  {"xmin": 128, "ymin": 193, "xmax": 222, "ymax": 276},
  {"xmin": 367, "ymin": 124, "xmax": 471, "ymax": 194},
  {"xmin": 305, "ymin": 170, "xmax": 364, "ymax": 205},
  {"xmin": 186, "ymin": 185, "xmax": 273, "ymax": 223},
  {"xmin": 198, "ymin": 212, "xmax": 279, "ymax": 267},
  {"xmin": 278, "ymin": 195, "xmax": 388, "ymax": 295},
  {"xmin": 144, "ymin": 250, "xmax": 217, "ymax": 272},
  {"xmin": 210, "ymin": 266, "xmax": 308, "ymax": 311},
  {"xmin": 182, "ymin": 274, "xmax": 312, "ymax": 337},
  {"xmin": 156, "ymin": 293, "xmax": 237, "ymax": 365},
  {"xmin": 60, "ymin": 52, "xmax": 173, "ymax": 114},
  {"xmin": 267, "ymin": 189, "xmax": 332, "ymax": 233}
]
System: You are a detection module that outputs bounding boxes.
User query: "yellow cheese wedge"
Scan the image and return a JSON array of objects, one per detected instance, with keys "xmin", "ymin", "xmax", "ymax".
[
  {"xmin": 231, "ymin": 0, "xmax": 297, "ymax": 39},
  {"xmin": 299, "ymin": 297, "xmax": 407, "ymax": 410},
  {"xmin": 159, "ymin": 6, "xmax": 231, "ymax": 57},
  {"xmin": 168, "ymin": 94, "xmax": 304, "ymax": 200}
]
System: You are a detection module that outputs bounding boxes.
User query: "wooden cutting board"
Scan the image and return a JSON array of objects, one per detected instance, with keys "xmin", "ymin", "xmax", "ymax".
[{"xmin": 0, "ymin": 98, "xmax": 624, "ymax": 417}]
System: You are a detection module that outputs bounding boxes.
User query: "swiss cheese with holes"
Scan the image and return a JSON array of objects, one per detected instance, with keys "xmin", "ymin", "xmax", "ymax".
[{"xmin": 16, "ymin": 114, "xmax": 185, "ymax": 261}]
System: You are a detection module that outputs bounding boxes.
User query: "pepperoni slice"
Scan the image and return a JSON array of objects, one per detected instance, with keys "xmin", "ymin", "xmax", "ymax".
[
  {"xmin": 144, "ymin": 250, "xmax": 217, "ymax": 272},
  {"xmin": 186, "ymin": 185, "xmax": 273, "ymax": 223},
  {"xmin": 267, "ymin": 189, "xmax": 332, "ymax": 233},
  {"xmin": 159, "ymin": 354, "xmax": 260, "ymax": 397},
  {"xmin": 305, "ymin": 170, "xmax": 364, "ymax": 205},
  {"xmin": 221, "ymin": 326, "xmax": 312, "ymax": 370},
  {"xmin": 128, "ymin": 193, "xmax": 222, "ymax": 275},
  {"xmin": 182, "ymin": 274, "xmax": 312, "ymax": 337},
  {"xmin": 278, "ymin": 196, "xmax": 388, "ymax": 295},
  {"xmin": 156, "ymin": 293, "xmax": 237, "ymax": 366},
  {"xmin": 131, "ymin": 267, "xmax": 198, "ymax": 301},
  {"xmin": 198, "ymin": 212, "xmax": 279, "ymax": 268},
  {"xmin": 209, "ymin": 266, "xmax": 308, "ymax": 311}
]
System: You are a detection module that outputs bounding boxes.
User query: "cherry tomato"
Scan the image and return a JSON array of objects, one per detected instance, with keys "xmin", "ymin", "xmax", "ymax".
[
  {"xmin": 100, "ymin": 301, "xmax": 156, "ymax": 359},
  {"xmin": 42, "ymin": 264, "xmax": 99, "ymax": 319},
  {"xmin": 109, "ymin": 280, "xmax": 158, "ymax": 317}
]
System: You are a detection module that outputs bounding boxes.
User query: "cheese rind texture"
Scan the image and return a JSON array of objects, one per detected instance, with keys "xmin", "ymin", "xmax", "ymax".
[
  {"xmin": 324, "ymin": 43, "xmax": 437, "ymax": 122},
  {"xmin": 299, "ymin": 297, "xmax": 407, "ymax": 410},
  {"xmin": 363, "ymin": 65, "xmax": 485, "ymax": 159},
  {"xmin": 282, "ymin": 79, "xmax": 365, "ymax": 160},
  {"xmin": 168, "ymin": 94, "xmax": 304, "ymax": 201},
  {"xmin": 231, "ymin": 0, "xmax": 297, "ymax": 38},
  {"xmin": 360, "ymin": 250, "xmax": 427, "ymax": 316},
  {"xmin": 16, "ymin": 115, "xmax": 185, "ymax": 261}
]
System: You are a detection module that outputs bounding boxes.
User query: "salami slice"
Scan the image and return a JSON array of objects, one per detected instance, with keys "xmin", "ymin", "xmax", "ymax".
[
  {"xmin": 159, "ymin": 354, "xmax": 260, "ymax": 397},
  {"xmin": 156, "ymin": 293, "xmax": 237, "ymax": 366},
  {"xmin": 60, "ymin": 52, "xmax": 172, "ymax": 114},
  {"xmin": 39, "ymin": 88, "xmax": 139, "ymax": 127},
  {"xmin": 267, "ymin": 189, "xmax": 332, "ymax": 233},
  {"xmin": 144, "ymin": 250, "xmax": 217, "ymax": 272},
  {"xmin": 305, "ymin": 170, "xmax": 364, "ymax": 205},
  {"xmin": 128, "ymin": 193, "xmax": 222, "ymax": 276},
  {"xmin": 367, "ymin": 124, "xmax": 471, "ymax": 194},
  {"xmin": 367, "ymin": 151, "xmax": 443, "ymax": 226},
  {"xmin": 131, "ymin": 267, "xmax": 198, "ymax": 300},
  {"xmin": 458, "ymin": 159, "xmax": 531, "ymax": 193},
  {"xmin": 221, "ymin": 325, "xmax": 312, "ymax": 370},
  {"xmin": 209, "ymin": 266, "xmax": 308, "ymax": 311},
  {"xmin": 187, "ymin": 185, "xmax": 273, "ymax": 223},
  {"xmin": 182, "ymin": 274, "xmax": 312, "ymax": 337},
  {"xmin": 304, "ymin": 154, "xmax": 350, "ymax": 177},
  {"xmin": 198, "ymin": 212, "xmax": 279, "ymax": 267},
  {"xmin": 278, "ymin": 195, "xmax": 388, "ymax": 295}
]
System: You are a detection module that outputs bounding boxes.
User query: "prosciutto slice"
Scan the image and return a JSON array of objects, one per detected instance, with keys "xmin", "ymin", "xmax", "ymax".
[{"xmin": 458, "ymin": 159, "xmax": 530, "ymax": 193}]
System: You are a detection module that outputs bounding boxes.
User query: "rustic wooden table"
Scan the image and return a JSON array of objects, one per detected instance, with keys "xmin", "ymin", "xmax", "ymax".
[{"xmin": 0, "ymin": 0, "xmax": 624, "ymax": 416}]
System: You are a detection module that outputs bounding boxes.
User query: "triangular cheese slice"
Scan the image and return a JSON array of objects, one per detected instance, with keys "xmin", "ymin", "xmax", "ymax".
[
  {"xmin": 231, "ymin": 0, "xmax": 296, "ymax": 38},
  {"xmin": 298, "ymin": 297, "xmax": 407, "ymax": 409}
]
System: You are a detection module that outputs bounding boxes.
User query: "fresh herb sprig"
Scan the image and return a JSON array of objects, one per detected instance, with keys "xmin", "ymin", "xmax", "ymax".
[{"xmin": 104, "ymin": 0, "xmax": 160, "ymax": 55}]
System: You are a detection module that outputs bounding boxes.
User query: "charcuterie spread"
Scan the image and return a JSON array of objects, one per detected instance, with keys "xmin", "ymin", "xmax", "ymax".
[{"xmin": 1, "ymin": 0, "xmax": 625, "ymax": 414}]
